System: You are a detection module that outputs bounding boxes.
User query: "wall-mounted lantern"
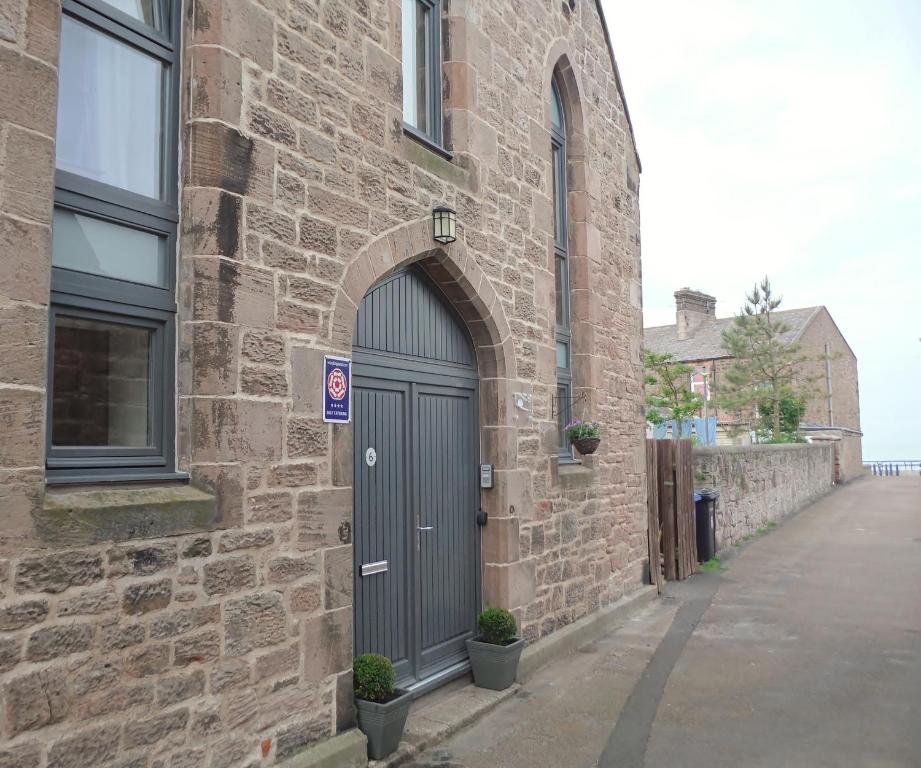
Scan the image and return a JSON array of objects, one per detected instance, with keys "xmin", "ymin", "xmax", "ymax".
[{"xmin": 432, "ymin": 206, "xmax": 457, "ymax": 244}]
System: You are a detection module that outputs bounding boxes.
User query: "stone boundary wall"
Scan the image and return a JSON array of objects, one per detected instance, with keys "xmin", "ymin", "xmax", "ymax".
[{"xmin": 694, "ymin": 444, "xmax": 835, "ymax": 548}]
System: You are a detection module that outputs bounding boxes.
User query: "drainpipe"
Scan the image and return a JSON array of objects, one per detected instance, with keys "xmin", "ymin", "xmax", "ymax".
[{"xmin": 824, "ymin": 342, "xmax": 834, "ymax": 426}]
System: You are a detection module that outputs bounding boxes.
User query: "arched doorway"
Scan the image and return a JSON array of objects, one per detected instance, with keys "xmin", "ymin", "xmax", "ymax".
[{"xmin": 352, "ymin": 266, "xmax": 481, "ymax": 693}]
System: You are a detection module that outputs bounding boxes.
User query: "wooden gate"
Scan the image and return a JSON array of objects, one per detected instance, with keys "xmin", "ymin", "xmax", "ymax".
[{"xmin": 646, "ymin": 439, "xmax": 696, "ymax": 587}]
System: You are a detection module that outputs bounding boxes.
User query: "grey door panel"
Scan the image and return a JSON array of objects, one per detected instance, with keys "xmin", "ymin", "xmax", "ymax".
[
  {"xmin": 353, "ymin": 267, "xmax": 480, "ymax": 690},
  {"xmin": 415, "ymin": 385, "xmax": 478, "ymax": 676},
  {"xmin": 353, "ymin": 268, "xmax": 474, "ymax": 367},
  {"xmin": 353, "ymin": 378, "xmax": 412, "ymax": 683}
]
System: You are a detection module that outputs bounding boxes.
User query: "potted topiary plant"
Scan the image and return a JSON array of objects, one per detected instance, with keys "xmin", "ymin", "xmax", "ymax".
[
  {"xmin": 353, "ymin": 653, "xmax": 412, "ymax": 760},
  {"xmin": 466, "ymin": 607, "xmax": 524, "ymax": 691},
  {"xmin": 565, "ymin": 419, "xmax": 601, "ymax": 455}
]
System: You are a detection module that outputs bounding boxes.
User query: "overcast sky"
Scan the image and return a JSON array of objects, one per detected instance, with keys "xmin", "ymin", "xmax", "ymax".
[{"xmin": 603, "ymin": 0, "xmax": 921, "ymax": 460}]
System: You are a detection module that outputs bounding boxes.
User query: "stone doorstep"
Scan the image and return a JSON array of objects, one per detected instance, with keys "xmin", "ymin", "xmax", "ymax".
[{"xmin": 370, "ymin": 678, "xmax": 520, "ymax": 768}]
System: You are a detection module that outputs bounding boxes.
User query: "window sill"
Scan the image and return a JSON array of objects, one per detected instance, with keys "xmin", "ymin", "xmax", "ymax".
[
  {"xmin": 558, "ymin": 463, "xmax": 594, "ymax": 490},
  {"xmin": 402, "ymin": 122, "xmax": 453, "ymax": 160},
  {"xmin": 46, "ymin": 469, "xmax": 189, "ymax": 485},
  {"xmin": 398, "ymin": 123, "xmax": 476, "ymax": 193},
  {"xmin": 38, "ymin": 483, "xmax": 218, "ymax": 546}
]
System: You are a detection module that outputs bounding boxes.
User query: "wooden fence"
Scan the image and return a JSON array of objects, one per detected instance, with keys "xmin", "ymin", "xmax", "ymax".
[{"xmin": 646, "ymin": 438, "xmax": 696, "ymax": 590}]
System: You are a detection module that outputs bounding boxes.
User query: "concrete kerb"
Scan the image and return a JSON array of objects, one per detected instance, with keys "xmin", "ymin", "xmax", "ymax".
[
  {"xmin": 276, "ymin": 729, "xmax": 368, "ymax": 768},
  {"xmin": 518, "ymin": 584, "xmax": 658, "ymax": 681}
]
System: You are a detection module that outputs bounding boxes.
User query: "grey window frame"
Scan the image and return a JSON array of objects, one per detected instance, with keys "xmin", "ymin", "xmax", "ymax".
[
  {"xmin": 401, "ymin": 0, "xmax": 445, "ymax": 153},
  {"xmin": 551, "ymin": 80, "xmax": 574, "ymax": 460},
  {"xmin": 47, "ymin": 0, "xmax": 181, "ymax": 483}
]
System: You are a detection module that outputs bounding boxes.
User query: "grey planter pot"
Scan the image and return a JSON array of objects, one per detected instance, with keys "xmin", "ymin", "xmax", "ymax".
[
  {"xmin": 466, "ymin": 637, "xmax": 525, "ymax": 691},
  {"xmin": 355, "ymin": 688, "xmax": 412, "ymax": 760}
]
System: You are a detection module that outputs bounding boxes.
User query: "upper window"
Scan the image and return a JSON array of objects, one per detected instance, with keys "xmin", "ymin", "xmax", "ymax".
[
  {"xmin": 401, "ymin": 0, "xmax": 443, "ymax": 147},
  {"xmin": 551, "ymin": 79, "xmax": 573, "ymax": 459},
  {"xmin": 56, "ymin": 16, "xmax": 165, "ymax": 198},
  {"xmin": 48, "ymin": 0, "xmax": 180, "ymax": 482}
]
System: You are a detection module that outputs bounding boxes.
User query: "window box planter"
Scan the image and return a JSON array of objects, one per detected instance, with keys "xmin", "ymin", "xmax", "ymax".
[
  {"xmin": 355, "ymin": 688, "xmax": 413, "ymax": 760},
  {"xmin": 466, "ymin": 636, "xmax": 525, "ymax": 691}
]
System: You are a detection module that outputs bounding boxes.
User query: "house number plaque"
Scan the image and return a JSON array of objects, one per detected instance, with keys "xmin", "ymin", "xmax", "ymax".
[{"xmin": 365, "ymin": 447, "xmax": 377, "ymax": 467}]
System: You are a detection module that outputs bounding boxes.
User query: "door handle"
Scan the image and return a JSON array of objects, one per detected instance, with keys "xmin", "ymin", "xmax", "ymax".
[{"xmin": 417, "ymin": 526, "xmax": 434, "ymax": 531}]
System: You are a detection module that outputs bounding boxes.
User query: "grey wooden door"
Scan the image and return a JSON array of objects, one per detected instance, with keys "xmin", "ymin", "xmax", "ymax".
[{"xmin": 353, "ymin": 268, "xmax": 480, "ymax": 691}]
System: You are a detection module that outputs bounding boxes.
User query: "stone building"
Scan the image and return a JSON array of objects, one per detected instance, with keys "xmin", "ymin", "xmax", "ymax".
[
  {"xmin": 644, "ymin": 289, "xmax": 863, "ymax": 481},
  {"xmin": 0, "ymin": 0, "xmax": 646, "ymax": 764}
]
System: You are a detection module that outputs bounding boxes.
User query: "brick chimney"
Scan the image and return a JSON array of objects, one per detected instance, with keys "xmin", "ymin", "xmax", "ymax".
[{"xmin": 675, "ymin": 288, "xmax": 716, "ymax": 340}]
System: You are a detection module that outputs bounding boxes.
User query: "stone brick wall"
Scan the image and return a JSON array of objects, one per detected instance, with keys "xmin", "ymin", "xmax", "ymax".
[
  {"xmin": 837, "ymin": 432, "xmax": 864, "ymax": 482},
  {"xmin": 694, "ymin": 444, "xmax": 835, "ymax": 548},
  {"xmin": 0, "ymin": 0, "xmax": 647, "ymax": 764},
  {"xmin": 807, "ymin": 429, "xmax": 864, "ymax": 483},
  {"xmin": 0, "ymin": 0, "xmax": 57, "ymax": 552},
  {"xmin": 795, "ymin": 307, "xmax": 863, "ymax": 478},
  {"xmin": 795, "ymin": 307, "xmax": 861, "ymax": 434}
]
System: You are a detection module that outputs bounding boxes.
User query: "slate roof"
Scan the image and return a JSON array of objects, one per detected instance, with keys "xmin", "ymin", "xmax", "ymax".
[{"xmin": 643, "ymin": 306, "xmax": 823, "ymax": 362}]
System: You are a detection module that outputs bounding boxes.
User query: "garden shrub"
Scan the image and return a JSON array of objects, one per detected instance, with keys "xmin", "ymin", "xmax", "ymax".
[
  {"xmin": 477, "ymin": 607, "xmax": 518, "ymax": 645},
  {"xmin": 354, "ymin": 653, "xmax": 395, "ymax": 702}
]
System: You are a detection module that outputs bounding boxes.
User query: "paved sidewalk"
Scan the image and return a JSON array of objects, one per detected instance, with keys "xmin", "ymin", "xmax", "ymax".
[
  {"xmin": 406, "ymin": 475, "xmax": 921, "ymax": 767},
  {"xmin": 643, "ymin": 475, "xmax": 921, "ymax": 768}
]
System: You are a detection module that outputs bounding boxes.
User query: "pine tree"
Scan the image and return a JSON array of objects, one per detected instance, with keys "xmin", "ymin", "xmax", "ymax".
[{"xmin": 717, "ymin": 277, "xmax": 814, "ymax": 439}]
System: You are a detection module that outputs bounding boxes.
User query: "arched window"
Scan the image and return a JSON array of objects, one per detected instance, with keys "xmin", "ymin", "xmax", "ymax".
[{"xmin": 551, "ymin": 79, "xmax": 572, "ymax": 458}]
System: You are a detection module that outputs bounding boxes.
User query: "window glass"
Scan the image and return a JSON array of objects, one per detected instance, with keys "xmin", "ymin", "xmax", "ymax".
[
  {"xmin": 401, "ymin": 0, "xmax": 417, "ymax": 126},
  {"xmin": 553, "ymin": 145, "xmax": 566, "ymax": 246},
  {"xmin": 552, "ymin": 78, "xmax": 572, "ymax": 458},
  {"xmin": 554, "ymin": 254, "xmax": 565, "ymax": 327},
  {"xmin": 552, "ymin": 145, "xmax": 561, "ymax": 241},
  {"xmin": 414, "ymin": 0, "xmax": 430, "ymax": 135},
  {"xmin": 551, "ymin": 86, "xmax": 564, "ymax": 132},
  {"xmin": 52, "ymin": 316, "xmax": 152, "ymax": 448},
  {"xmin": 52, "ymin": 209, "xmax": 167, "ymax": 287},
  {"xmin": 557, "ymin": 384, "xmax": 569, "ymax": 449},
  {"xmin": 556, "ymin": 341, "xmax": 569, "ymax": 369},
  {"xmin": 56, "ymin": 16, "xmax": 163, "ymax": 199},
  {"xmin": 402, "ymin": 0, "xmax": 440, "ymax": 141},
  {"xmin": 101, "ymin": 0, "xmax": 159, "ymax": 28}
]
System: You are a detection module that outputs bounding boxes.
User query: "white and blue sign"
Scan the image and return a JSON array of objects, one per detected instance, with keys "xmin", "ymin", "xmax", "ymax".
[{"xmin": 322, "ymin": 356, "xmax": 352, "ymax": 423}]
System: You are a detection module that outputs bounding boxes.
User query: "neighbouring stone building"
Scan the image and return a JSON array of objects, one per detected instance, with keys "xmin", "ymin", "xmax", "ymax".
[
  {"xmin": 645, "ymin": 288, "xmax": 863, "ymax": 481},
  {"xmin": 0, "ymin": 0, "xmax": 646, "ymax": 764}
]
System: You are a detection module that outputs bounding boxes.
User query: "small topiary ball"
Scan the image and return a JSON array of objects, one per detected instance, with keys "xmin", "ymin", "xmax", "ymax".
[
  {"xmin": 353, "ymin": 653, "xmax": 395, "ymax": 703},
  {"xmin": 477, "ymin": 607, "xmax": 518, "ymax": 645}
]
